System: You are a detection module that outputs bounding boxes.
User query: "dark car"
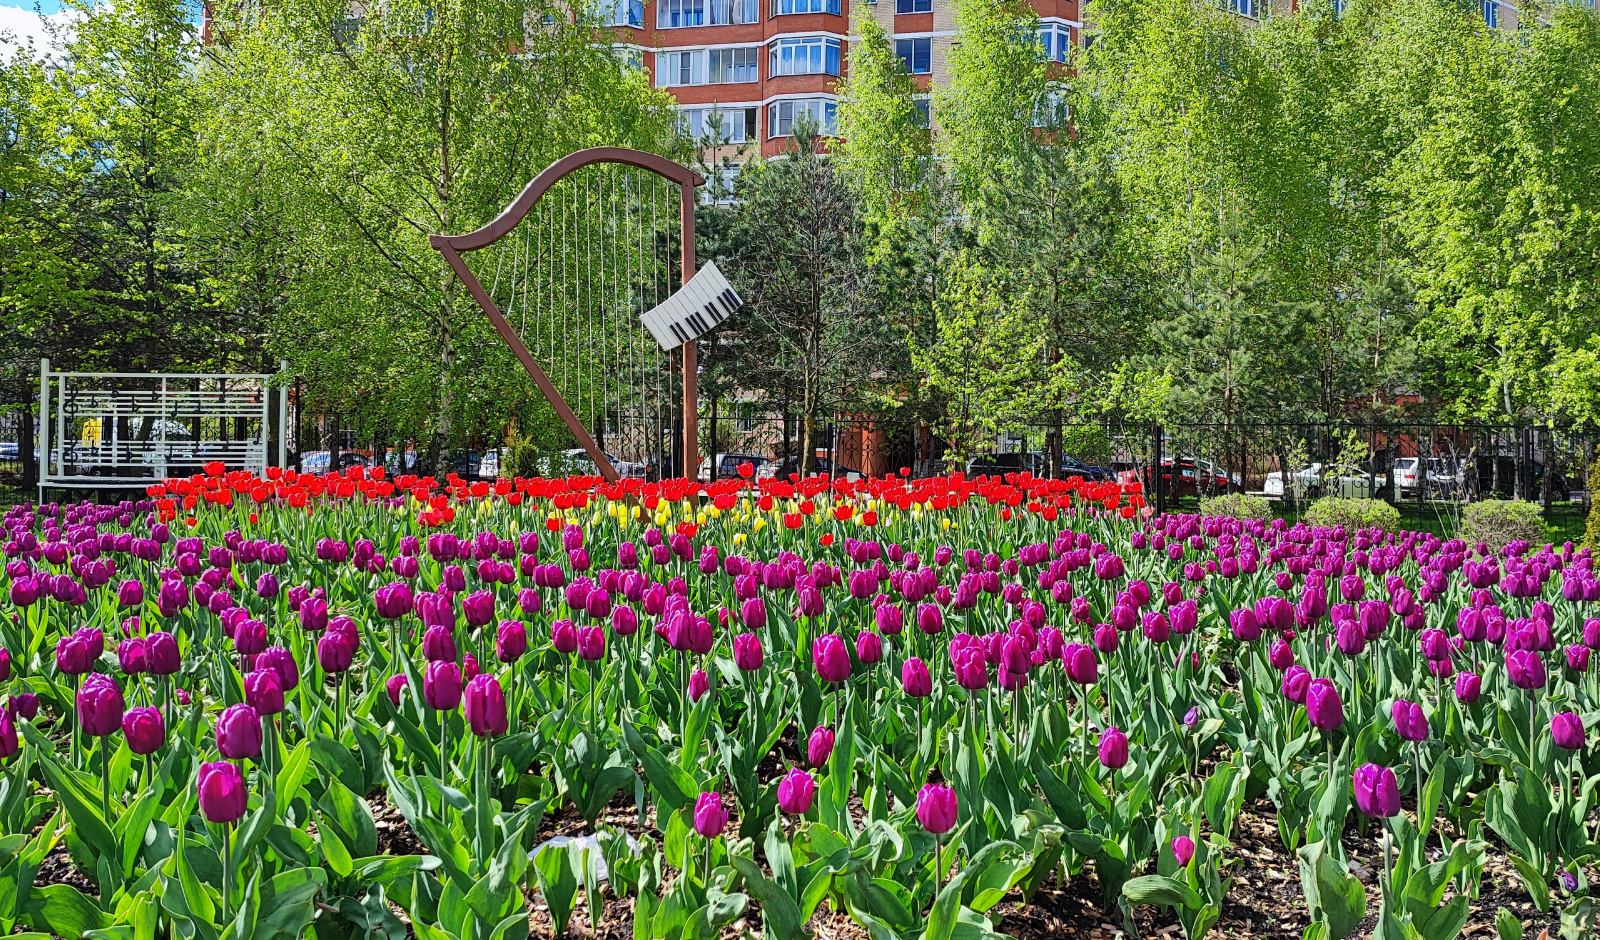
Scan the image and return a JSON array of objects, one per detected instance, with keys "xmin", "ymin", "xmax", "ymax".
[
  {"xmin": 1059, "ymin": 455, "xmax": 1116, "ymax": 481},
  {"xmin": 1474, "ymin": 455, "xmax": 1569, "ymax": 501}
]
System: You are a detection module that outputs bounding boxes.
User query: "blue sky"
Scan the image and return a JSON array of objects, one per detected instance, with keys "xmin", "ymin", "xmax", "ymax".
[{"xmin": 0, "ymin": 1, "xmax": 70, "ymax": 13}]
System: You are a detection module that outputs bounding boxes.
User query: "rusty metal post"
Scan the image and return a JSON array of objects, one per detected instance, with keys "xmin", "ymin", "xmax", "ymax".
[{"xmin": 681, "ymin": 180, "xmax": 699, "ymax": 484}]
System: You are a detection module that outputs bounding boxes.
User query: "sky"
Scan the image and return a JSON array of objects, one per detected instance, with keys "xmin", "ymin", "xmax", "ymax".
[{"xmin": 0, "ymin": 1, "xmax": 78, "ymax": 56}]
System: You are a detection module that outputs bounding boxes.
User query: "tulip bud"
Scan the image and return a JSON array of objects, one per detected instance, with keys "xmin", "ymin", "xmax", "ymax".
[
  {"xmin": 856, "ymin": 632, "xmax": 884, "ymax": 666},
  {"xmin": 1306, "ymin": 678, "xmax": 1344, "ymax": 731},
  {"xmin": 687, "ymin": 668, "xmax": 710, "ymax": 703},
  {"xmin": 812, "ymin": 634, "xmax": 851, "ymax": 684},
  {"xmin": 1391, "ymin": 699, "xmax": 1428, "ymax": 742},
  {"xmin": 0, "ymin": 710, "xmax": 17, "ymax": 759},
  {"xmin": 257, "ymin": 645, "xmax": 299, "ymax": 691},
  {"xmin": 1352, "ymin": 763, "xmax": 1400, "ymax": 817},
  {"xmin": 1506, "ymin": 649, "xmax": 1547, "ymax": 691},
  {"xmin": 146, "ymin": 632, "xmax": 181, "ymax": 676},
  {"xmin": 1098, "ymin": 726, "xmax": 1129, "ymax": 770},
  {"xmin": 916, "ymin": 783, "xmax": 958, "ymax": 834},
  {"xmin": 76, "ymin": 673, "xmax": 124, "ymax": 736},
  {"xmin": 1171, "ymin": 836, "xmax": 1195, "ymax": 867},
  {"xmin": 118, "ymin": 578, "xmax": 144, "ymax": 609},
  {"xmin": 386, "ymin": 673, "xmax": 408, "ymax": 706},
  {"xmin": 215, "ymin": 703, "xmax": 262, "ymax": 759},
  {"xmin": 733, "ymin": 634, "xmax": 764, "ymax": 672},
  {"xmin": 1551, "ymin": 711, "xmax": 1585, "ymax": 750},
  {"xmin": 464, "ymin": 674, "xmax": 507, "ymax": 737},
  {"xmin": 901, "ymin": 657, "xmax": 932, "ymax": 697},
  {"xmin": 807, "ymin": 726, "xmax": 835, "ymax": 767},
  {"xmin": 777, "ymin": 768, "xmax": 815, "ymax": 815},
  {"xmin": 123, "ymin": 706, "xmax": 165, "ymax": 755},
  {"xmin": 423, "ymin": 661, "xmax": 463, "ymax": 710},
  {"xmin": 577, "ymin": 625, "xmax": 606, "ymax": 661},
  {"xmin": 693, "ymin": 791, "xmax": 729, "ymax": 838},
  {"xmin": 198, "ymin": 760, "xmax": 248, "ymax": 823},
  {"xmin": 245, "ymin": 669, "xmax": 284, "ymax": 716}
]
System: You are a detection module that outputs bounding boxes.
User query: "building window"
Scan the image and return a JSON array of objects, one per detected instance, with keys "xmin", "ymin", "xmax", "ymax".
[
  {"xmin": 895, "ymin": 38, "xmax": 931, "ymax": 74},
  {"xmin": 772, "ymin": 0, "xmax": 842, "ymax": 15},
  {"xmin": 708, "ymin": 0, "xmax": 759, "ymax": 25},
  {"xmin": 659, "ymin": 48, "xmax": 759, "ymax": 86},
  {"xmin": 709, "ymin": 46, "xmax": 759, "ymax": 83},
  {"xmin": 895, "ymin": 0, "xmax": 932, "ymax": 11},
  {"xmin": 598, "ymin": 0, "xmax": 645, "ymax": 26},
  {"xmin": 768, "ymin": 98, "xmax": 837, "ymax": 137},
  {"xmin": 679, "ymin": 106, "xmax": 760, "ymax": 144},
  {"xmin": 1482, "ymin": 0, "xmax": 1497, "ymax": 26},
  {"xmin": 912, "ymin": 97, "xmax": 931, "ymax": 127},
  {"xmin": 769, "ymin": 38, "xmax": 841, "ymax": 77},
  {"xmin": 1225, "ymin": 0, "xmax": 1254, "ymax": 17},
  {"xmin": 1036, "ymin": 24, "xmax": 1070, "ymax": 63},
  {"xmin": 658, "ymin": 0, "xmax": 705, "ymax": 28},
  {"xmin": 735, "ymin": 403, "xmax": 761, "ymax": 433},
  {"xmin": 657, "ymin": 50, "xmax": 704, "ymax": 86}
]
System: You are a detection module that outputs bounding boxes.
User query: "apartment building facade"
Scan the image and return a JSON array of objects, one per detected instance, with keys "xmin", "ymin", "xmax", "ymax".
[{"xmin": 603, "ymin": 0, "xmax": 1089, "ymax": 157}]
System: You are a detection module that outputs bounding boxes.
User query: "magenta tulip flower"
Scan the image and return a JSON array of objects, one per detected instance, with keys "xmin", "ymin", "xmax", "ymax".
[
  {"xmin": 76, "ymin": 674, "xmax": 124, "ymax": 737},
  {"xmin": 216, "ymin": 703, "xmax": 262, "ymax": 759},
  {"xmin": 901, "ymin": 657, "xmax": 932, "ymax": 697},
  {"xmin": 916, "ymin": 784, "xmax": 957, "ymax": 834},
  {"xmin": 693, "ymin": 791, "xmax": 729, "ymax": 838},
  {"xmin": 1552, "ymin": 712, "xmax": 1585, "ymax": 750},
  {"xmin": 464, "ymin": 674, "xmax": 508, "ymax": 737},
  {"xmin": 733, "ymin": 634, "xmax": 764, "ymax": 672},
  {"xmin": 813, "ymin": 634, "xmax": 851, "ymax": 684},
  {"xmin": 198, "ymin": 761, "xmax": 248, "ymax": 823},
  {"xmin": 1171, "ymin": 836, "xmax": 1195, "ymax": 867},
  {"xmin": 808, "ymin": 726, "xmax": 835, "ymax": 766},
  {"xmin": 1098, "ymin": 726, "xmax": 1129, "ymax": 770},
  {"xmin": 1306, "ymin": 678, "xmax": 1344, "ymax": 731},
  {"xmin": 777, "ymin": 768, "xmax": 815, "ymax": 815},
  {"xmin": 423, "ymin": 661, "xmax": 463, "ymax": 710},
  {"xmin": 122, "ymin": 706, "xmax": 165, "ymax": 755},
  {"xmin": 1353, "ymin": 763, "xmax": 1400, "ymax": 817}
]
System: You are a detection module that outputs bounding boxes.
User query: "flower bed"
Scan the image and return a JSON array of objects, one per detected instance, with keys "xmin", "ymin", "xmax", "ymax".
[{"xmin": 0, "ymin": 464, "xmax": 1596, "ymax": 940}]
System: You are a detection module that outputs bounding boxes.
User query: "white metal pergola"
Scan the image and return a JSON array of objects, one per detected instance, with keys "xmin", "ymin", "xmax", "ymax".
[{"xmin": 38, "ymin": 359, "xmax": 289, "ymax": 496}]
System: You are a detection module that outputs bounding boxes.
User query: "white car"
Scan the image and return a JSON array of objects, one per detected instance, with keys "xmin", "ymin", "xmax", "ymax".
[{"xmin": 1264, "ymin": 463, "xmax": 1373, "ymax": 499}]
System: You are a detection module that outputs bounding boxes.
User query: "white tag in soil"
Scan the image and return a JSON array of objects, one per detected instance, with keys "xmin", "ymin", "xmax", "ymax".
[{"xmin": 529, "ymin": 832, "xmax": 640, "ymax": 883}]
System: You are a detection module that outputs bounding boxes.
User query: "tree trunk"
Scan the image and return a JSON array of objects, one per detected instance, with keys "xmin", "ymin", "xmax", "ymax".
[{"xmin": 329, "ymin": 412, "xmax": 341, "ymax": 476}]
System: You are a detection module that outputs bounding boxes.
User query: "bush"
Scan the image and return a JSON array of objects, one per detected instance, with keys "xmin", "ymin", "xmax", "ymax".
[
  {"xmin": 1199, "ymin": 493, "xmax": 1272, "ymax": 521},
  {"xmin": 1304, "ymin": 497, "xmax": 1401, "ymax": 533},
  {"xmin": 1461, "ymin": 499, "xmax": 1547, "ymax": 550}
]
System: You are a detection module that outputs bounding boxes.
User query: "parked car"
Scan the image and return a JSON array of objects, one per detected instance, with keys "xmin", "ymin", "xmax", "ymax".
[
  {"xmin": 1473, "ymin": 455, "xmax": 1569, "ymax": 501},
  {"xmin": 967, "ymin": 452, "xmax": 1046, "ymax": 477},
  {"xmin": 1394, "ymin": 456, "xmax": 1468, "ymax": 499},
  {"xmin": 697, "ymin": 453, "xmax": 770, "ymax": 482},
  {"xmin": 1058, "ymin": 455, "xmax": 1116, "ymax": 481},
  {"xmin": 1264, "ymin": 463, "xmax": 1373, "ymax": 500},
  {"xmin": 558, "ymin": 448, "xmax": 643, "ymax": 478}
]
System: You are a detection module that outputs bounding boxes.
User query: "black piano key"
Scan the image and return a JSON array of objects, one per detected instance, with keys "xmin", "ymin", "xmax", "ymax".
[{"xmin": 670, "ymin": 321, "xmax": 689, "ymax": 344}]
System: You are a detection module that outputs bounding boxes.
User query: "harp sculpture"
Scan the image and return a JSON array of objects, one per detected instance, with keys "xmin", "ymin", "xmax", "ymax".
[{"xmin": 430, "ymin": 148, "xmax": 741, "ymax": 483}]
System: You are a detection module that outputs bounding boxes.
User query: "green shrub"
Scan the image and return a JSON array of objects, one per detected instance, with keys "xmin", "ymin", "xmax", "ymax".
[
  {"xmin": 1199, "ymin": 493, "xmax": 1272, "ymax": 521},
  {"xmin": 1461, "ymin": 499, "xmax": 1547, "ymax": 550},
  {"xmin": 1304, "ymin": 497, "xmax": 1401, "ymax": 533}
]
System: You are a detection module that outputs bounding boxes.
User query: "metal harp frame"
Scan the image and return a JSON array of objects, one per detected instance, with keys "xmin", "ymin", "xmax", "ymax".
[{"xmin": 429, "ymin": 147, "xmax": 705, "ymax": 484}]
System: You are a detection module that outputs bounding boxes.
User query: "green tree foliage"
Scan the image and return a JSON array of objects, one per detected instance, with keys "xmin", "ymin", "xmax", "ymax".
[
  {"xmin": 708, "ymin": 123, "xmax": 903, "ymax": 473},
  {"xmin": 197, "ymin": 0, "xmax": 676, "ymax": 469}
]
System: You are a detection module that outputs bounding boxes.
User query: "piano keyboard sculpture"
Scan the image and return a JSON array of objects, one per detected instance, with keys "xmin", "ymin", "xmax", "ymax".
[
  {"xmin": 430, "ymin": 148, "xmax": 729, "ymax": 482},
  {"xmin": 640, "ymin": 262, "xmax": 742, "ymax": 351}
]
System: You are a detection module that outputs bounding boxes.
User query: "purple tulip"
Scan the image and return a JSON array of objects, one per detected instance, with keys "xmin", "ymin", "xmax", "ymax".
[
  {"xmin": 777, "ymin": 768, "xmax": 815, "ymax": 815},
  {"xmin": 1391, "ymin": 699, "xmax": 1428, "ymax": 742},
  {"xmin": 813, "ymin": 634, "xmax": 851, "ymax": 684},
  {"xmin": 1552, "ymin": 712, "xmax": 1585, "ymax": 750},
  {"xmin": 215, "ymin": 703, "xmax": 262, "ymax": 759},
  {"xmin": 495, "ymin": 620, "xmax": 528, "ymax": 663},
  {"xmin": 1098, "ymin": 726, "xmax": 1129, "ymax": 770},
  {"xmin": 856, "ymin": 632, "xmax": 884, "ymax": 666},
  {"xmin": 464, "ymin": 674, "xmax": 507, "ymax": 737},
  {"xmin": 117, "ymin": 637, "xmax": 149, "ymax": 675},
  {"xmin": 576, "ymin": 626, "xmax": 606, "ymax": 661},
  {"xmin": 807, "ymin": 726, "xmax": 835, "ymax": 766},
  {"xmin": 1353, "ymin": 763, "xmax": 1400, "ymax": 817},
  {"xmin": 77, "ymin": 673, "xmax": 124, "ymax": 736},
  {"xmin": 245, "ymin": 669, "xmax": 284, "ymax": 716},
  {"xmin": 693, "ymin": 791, "xmax": 729, "ymax": 838},
  {"xmin": 1063, "ymin": 643, "xmax": 1098, "ymax": 685},
  {"xmin": 386, "ymin": 673, "xmax": 407, "ymax": 706},
  {"xmin": 55, "ymin": 634, "xmax": 92, "ymax": 676},
  {"xmin": 733, "ymin": 634, "xmax": 764, "ymax": 672},
  {"xmin": 123, "ymin": 706, "xmax": 165, "ymax": 755},
  {"xmin": 1171, "ymin": 836, "xmax": 1195, "ymax": 867},
  {"xmin": 902, "ymin": 657, "xmax": 932, "ymax": 697},
  {"xmin": 1230, "ymin": 609, "xmax": 1262, "ymax": 642},
  {"xmin": 916, "ymin": 783, "xmax": 958, "ymax": 834},
  {"xmin": 1306, "ymin": 678, "xmax": 1344, "ymax": 731},
  {"xmin": 423, "ymin": 661, "xmax": 463, "ymax": 710},
  {"xmin": 258, "ymin": 646, "xmax": 299, "ymax": 691},
  {"xmin": 198, "ymin": 761, "xmax": 248, "ymax": 823},
  {"xmin": 374, "ymin": 581, "xmax": 413, "ymax": 619},
  {"xmin": 118, "ymin": 578, "xmax": 144, "ymax": 608},
  {"xmin": 1506, "ymin": 650, "xmax": 1547, "ymax": 691},
  {"xmin": 1455, "ymin": 671, "xmax": 1482, "ymax": 703},
  {"xmin": 298, "ymin": 596, "xmax": 328, "ymax": 633},
  {"xmin": 1566, "ymin": 645, "xmax": 1590, "ymax": 674}
]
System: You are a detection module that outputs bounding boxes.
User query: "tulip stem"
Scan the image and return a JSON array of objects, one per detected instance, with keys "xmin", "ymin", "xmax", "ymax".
[
  {"xmin": 222, "ymin": 822, "xmax": 233, "ymax": 926},
  {"xmin": 933, "ymin": 830, "xmax": 943, "ymax": 898},
  {"xmin": 99, "ymin": 738, "xmax": 110, "ymax": 822}
]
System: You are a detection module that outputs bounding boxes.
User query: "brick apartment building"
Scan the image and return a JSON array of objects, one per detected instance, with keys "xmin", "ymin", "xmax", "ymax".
[
  {"xmin": 599, "ymin": 0, "xmax": 1092, "ymax": 159},
  {"xmin": 602, "ymin": 0, "xmax": 1524, "ymax": 160}
]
